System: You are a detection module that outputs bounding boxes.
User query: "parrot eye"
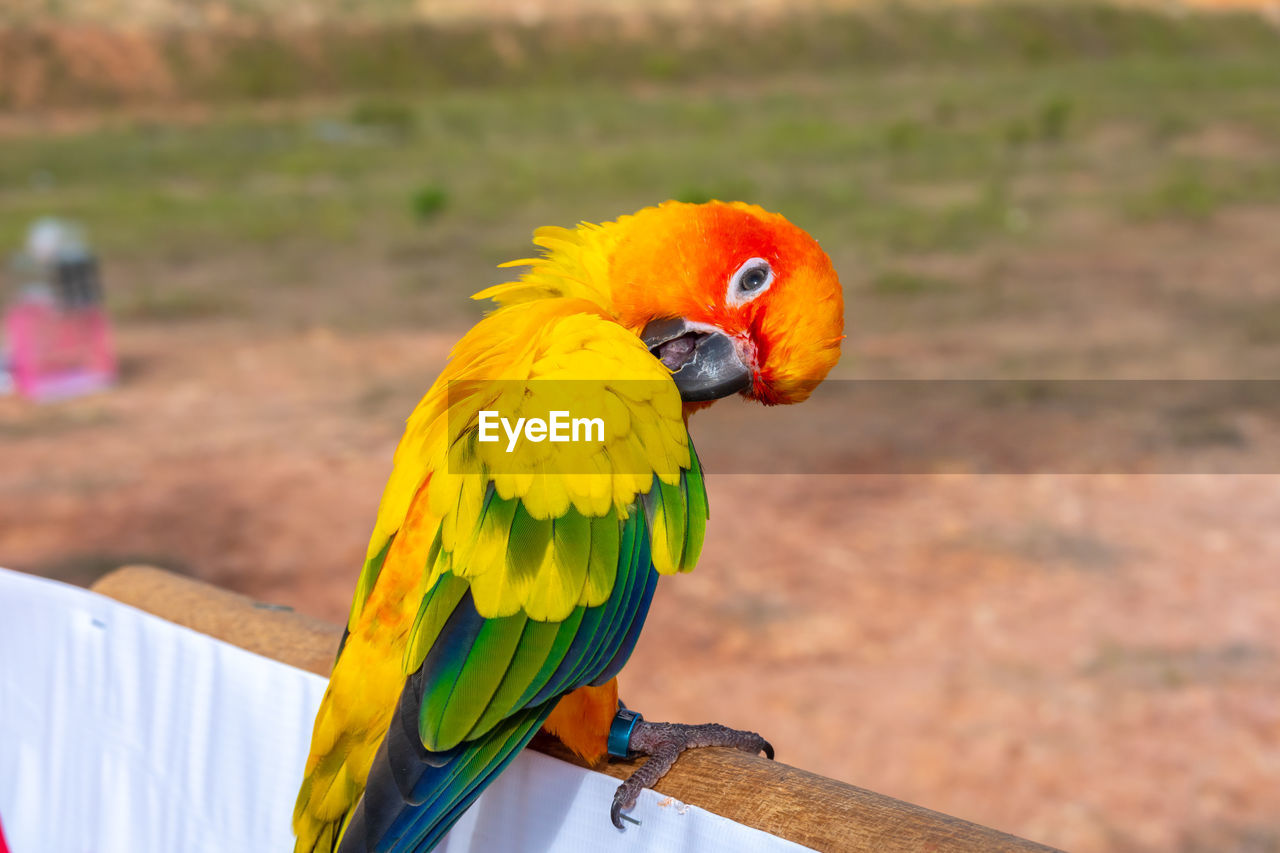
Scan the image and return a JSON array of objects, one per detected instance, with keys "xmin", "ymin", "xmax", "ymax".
[{"xmin": 727, "ymin": 258, "xmax": 774, "ymax": 305}]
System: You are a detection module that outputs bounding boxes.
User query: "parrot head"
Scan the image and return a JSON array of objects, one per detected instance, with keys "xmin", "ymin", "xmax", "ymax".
[{"xmin": 607, "ymin": 201, "xmax": 844, "ymax": 406}]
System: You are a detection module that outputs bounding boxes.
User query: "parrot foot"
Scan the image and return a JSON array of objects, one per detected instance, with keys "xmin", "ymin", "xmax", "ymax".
[{"xmin": 609, "ymin": 718, "xmax": 773, "ymax": 830}]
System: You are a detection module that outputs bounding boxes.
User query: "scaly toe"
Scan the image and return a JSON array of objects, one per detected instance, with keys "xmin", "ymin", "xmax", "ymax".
[{"xmin": 606, "ymin": 715, "xmax": 775, "ymax": 830}]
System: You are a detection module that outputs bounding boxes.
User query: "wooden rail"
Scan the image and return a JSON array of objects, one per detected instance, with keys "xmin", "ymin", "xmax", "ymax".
[{"xmin": 91, "ymin": 566, "xmax": 1063, "ymax": 853}]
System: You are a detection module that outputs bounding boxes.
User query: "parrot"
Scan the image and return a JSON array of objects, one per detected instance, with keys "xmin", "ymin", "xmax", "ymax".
[{"xmin": 292, "ymin": 200, "xmax": 844, "ymax": 853}]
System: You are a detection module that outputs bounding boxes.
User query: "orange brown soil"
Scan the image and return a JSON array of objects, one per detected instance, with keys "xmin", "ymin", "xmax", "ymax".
[{"xmin": 4, "ymin": 207, "xmax": 1280, "ymax": 851}]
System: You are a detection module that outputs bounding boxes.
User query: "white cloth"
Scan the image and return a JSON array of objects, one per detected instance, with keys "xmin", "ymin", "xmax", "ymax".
[{"xmin": 0, "ymin": 568, "xmax": 811, "ymax": 853}]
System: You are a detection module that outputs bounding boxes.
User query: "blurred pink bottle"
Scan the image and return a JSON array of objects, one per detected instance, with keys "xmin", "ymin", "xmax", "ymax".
[
  {"xmin": 5, "ymin": 288, "xmax": 117, "ymax": 402},
  {"xmin": 4, "ymin": 220, "xmax": 117, "ymax": 401}
]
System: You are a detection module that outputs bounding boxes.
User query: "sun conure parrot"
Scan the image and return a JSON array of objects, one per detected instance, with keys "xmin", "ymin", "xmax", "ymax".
[{"xmin": 293, "ymin": 200, "xmax": 844, "ymax": 852}]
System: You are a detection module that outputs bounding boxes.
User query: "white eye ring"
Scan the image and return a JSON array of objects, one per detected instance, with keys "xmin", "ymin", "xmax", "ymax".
[{"xmin": 727, "ymin": 257, "xmax": 774, "ymax": 306}]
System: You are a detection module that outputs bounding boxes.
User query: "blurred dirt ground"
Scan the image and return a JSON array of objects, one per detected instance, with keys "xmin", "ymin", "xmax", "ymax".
[{"xmin": 3, "ymin": 208, "xmax": 1280, "ymax": 852}]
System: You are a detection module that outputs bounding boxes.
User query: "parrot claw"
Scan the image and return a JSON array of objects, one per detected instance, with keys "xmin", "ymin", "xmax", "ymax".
[
  {"xmin": 610, "ymin": 793, "xmax": 642, "ymax": 829},
  {"xmin": 610, "ymin": 719, "xmax": 774, "ymax": 830}
]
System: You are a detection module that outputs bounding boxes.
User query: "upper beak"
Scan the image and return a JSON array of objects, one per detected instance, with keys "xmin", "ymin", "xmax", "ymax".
[{"xmin": 641, "ymin": 318, "xmax": 752, "ymax": 402}]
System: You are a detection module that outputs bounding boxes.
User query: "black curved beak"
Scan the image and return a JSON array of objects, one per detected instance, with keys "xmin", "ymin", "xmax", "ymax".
[{"xmin": 641, "ymin": 318, "xmax": 752, "ymax": 402}]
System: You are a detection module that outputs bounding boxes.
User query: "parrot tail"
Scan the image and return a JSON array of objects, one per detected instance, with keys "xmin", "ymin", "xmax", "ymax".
[{"xmin": 335, "ymin": 662, "xmax": 553, "ymax": 853}]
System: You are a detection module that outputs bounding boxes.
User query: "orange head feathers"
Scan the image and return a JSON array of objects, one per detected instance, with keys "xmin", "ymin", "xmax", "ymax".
[
  {"xmin": 479, "ymin": 200, "xmax": 845, "ymax": 406},
  {"xmin": 606, "ymin": 201, "xmax": 844, "ymax": 405}
]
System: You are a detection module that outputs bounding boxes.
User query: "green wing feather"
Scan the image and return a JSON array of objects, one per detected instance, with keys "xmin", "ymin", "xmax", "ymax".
[{"xmin": 681, "ymin": 439, "xmax": 709, "ymax": 570}]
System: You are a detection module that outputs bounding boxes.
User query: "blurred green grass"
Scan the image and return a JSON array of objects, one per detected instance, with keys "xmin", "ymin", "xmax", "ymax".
[
  {"xmin": 5, "ymin": 3, "xmax": 1278, "ymax": 106},
  {"xmin": 1, "ymin": 3, "xmax": 1279, "ymax": 331}
]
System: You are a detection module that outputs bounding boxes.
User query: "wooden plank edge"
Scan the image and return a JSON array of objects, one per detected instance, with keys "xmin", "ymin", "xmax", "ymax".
[{"xmin": 90, "ymin": 565, "xmax": 1064, "ymax": 853}]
